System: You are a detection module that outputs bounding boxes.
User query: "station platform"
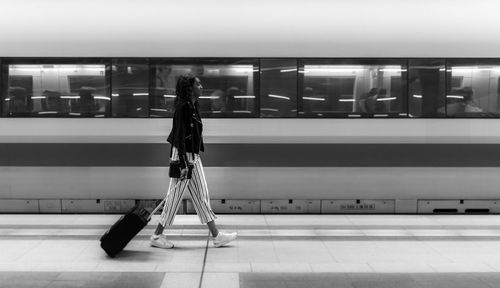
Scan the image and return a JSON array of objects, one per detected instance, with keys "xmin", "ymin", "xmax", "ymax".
[{"xmin": 1, "ymin": 214, "xmax": 500, "ymax": 288}]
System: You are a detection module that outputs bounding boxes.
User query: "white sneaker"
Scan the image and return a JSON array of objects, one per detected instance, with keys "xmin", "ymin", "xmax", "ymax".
[
  {"xmin": 150, "ymin": 234, "xmax": 174, "ymax": 249},
  {"xmin": 213, "ymin": 232, "xmax": 237, "ymax": 248}
]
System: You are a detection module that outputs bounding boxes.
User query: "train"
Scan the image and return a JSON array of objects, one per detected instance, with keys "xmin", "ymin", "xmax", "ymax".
[{"xmin": 1, "ymin": 0, "xmax": 500, "ymax": 214}]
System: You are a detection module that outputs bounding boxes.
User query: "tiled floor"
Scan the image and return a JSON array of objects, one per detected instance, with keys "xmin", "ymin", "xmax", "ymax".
[{"xmin": 1, "ymin": 214, "xmax": 500, "ymax": 287}]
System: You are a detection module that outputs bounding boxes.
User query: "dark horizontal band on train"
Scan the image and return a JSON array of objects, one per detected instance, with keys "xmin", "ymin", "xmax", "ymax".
[
  {"xmin": 1, "ymin": 58, "xmax": 500, "ymax": 118},
  {"xmin": 2, "ymin": 143, "xmax": 500, "ymax": 167}
]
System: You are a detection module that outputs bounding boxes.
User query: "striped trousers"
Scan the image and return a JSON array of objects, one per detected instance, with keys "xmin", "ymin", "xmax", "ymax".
[{"xmin": 158, "ymin": 146, "xmax": 217, "ymax": 226}]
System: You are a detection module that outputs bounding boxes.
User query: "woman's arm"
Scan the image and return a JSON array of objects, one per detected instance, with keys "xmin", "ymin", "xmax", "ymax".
[{"xmin": 174, "ymin": 103, "xmax": 191, "ymax": 169}]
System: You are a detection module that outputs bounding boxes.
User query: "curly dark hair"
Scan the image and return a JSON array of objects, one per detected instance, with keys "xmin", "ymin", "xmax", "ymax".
[{"xmin": 175, "ymin": 73, "xmax": 196, "ymax": 106}]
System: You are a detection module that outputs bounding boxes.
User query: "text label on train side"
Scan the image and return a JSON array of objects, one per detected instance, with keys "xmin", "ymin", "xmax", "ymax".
[{"xmin": 340, "ymin": 204, "xmax": 375, "ymax": 210}]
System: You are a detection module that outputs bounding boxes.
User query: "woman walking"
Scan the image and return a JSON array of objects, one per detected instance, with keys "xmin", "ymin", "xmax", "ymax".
[{"xmin": 151, "ymin": 73, "xmax": 237, "ymax": 249}]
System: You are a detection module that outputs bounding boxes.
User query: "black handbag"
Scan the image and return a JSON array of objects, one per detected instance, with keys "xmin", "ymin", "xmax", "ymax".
[{"xmin": 169, "ymin": 161, "xmax": 194, "ymax": 179}]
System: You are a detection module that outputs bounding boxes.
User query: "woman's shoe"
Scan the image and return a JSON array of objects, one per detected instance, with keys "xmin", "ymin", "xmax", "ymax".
[
  {"xmin": 213, "ymin": 232, "xmax": 237, "ymax": 248},
  {"xmin": 150, "ymin": 234, "xmax": 174, "ymax": 249}
]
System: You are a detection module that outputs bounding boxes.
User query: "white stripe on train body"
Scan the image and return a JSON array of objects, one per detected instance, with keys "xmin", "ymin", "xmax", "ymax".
[
  {"xmin": 0, "ymin": 118, "xmax": 499, "ymax": 204},
  {"xmin": 2, "ymin": 118, "xmax": 500, "ymax": 144}
]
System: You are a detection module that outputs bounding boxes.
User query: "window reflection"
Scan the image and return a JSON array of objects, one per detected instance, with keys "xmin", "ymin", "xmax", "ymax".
[
  {"xmin": 299, "ymin": 61, "xmax": 407, "ymax": 117},
  {"xmin": 3, "ymin": 57, "xmax": 500, "ymax": 119},
  {"xmin": 111, "ymin": 60, "xmax": 149, "ymax": 117},
  {"xmin": 4, "ymin": 64, "xmax": 108, "ymax": 117},
  {"xmin": 408, "ymin": 59, "xmax": 446, "ymax": 117},
  {"xmin": 445, "ymin": 62, "xmax": 500, "ymax": 117},
  {"xmin": 260, "ymin": 59, "xmax": 297, "ymax": 117},
  {"xmin": 151, "ymin": 61, "xmax": 258, "ymax": 117}
]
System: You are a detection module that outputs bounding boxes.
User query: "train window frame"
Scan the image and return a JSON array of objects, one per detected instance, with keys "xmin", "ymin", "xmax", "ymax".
[
  {"xmin": 298, "ymin": 58, "xmax": 409, "ymax": 118},
  {"xmin": 148, "ymin": 58, "xmax": 260, "ymax": 118},
  {"xmin": 0, "ymin": 58, "xmax": 2, "ymax": 117},
  {"xmin": 407, "ymin": 58, "xmax": 446, "ymax": 118},
  {"xmin": 110, "ymin": 58, "xmax": 150, "ymax": 118},
  {"xmin": 445, "ymin": 58, "xmax": 500, "ymax": 118},
  {"xmin": 2, "ymin": 57, "xmax": 500, "ymax": 119},
  {"xmin": 2, "ymin": 57, "xmax": 112, "ymax": 118},
  {"xmin": 259, "ymin": 58, "xmax": 298, "ymax": 118}
]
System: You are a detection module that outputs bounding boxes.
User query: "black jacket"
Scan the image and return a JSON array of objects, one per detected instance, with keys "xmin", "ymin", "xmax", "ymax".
[{"xmin": 167, "ymin": 100, "xmax": 204, "ymax": 168}]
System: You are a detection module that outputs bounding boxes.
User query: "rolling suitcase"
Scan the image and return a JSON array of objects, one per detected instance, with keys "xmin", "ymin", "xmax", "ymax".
[{"xmin": 100, "ymin": 181, "xmax": 182, "ymax": 257}]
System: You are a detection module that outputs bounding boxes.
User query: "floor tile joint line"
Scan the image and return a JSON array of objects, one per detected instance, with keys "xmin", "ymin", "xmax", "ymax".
[{"xmin": 198, "ymin": 231, "xmax": 210, "ymax": 288}]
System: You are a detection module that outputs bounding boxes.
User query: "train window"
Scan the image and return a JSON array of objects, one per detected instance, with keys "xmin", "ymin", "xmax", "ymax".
[
  {"xmin": 2, "ymin": 62, "xmax": 109, "ymax": 117},
  {"xmin": 111, "ymin": 59, "xmax": 149, "ymax": 117},
  {"xmin": 408, "ymin": 59, "xmax": 446, "ymax": 118},
  {"xmin": 260, "ymin": 59, "xmax": 297, "ymax": 117},
  {"xmin": 445, "ymin": 59, "xmax": 500, "ymax": 117},
  {"xmin": 150, "ymin": 59, "xmax": 259, "ymax": 118},
  {"xmin": 298, "ymin": 59, "xmax": 407, "ymax": 117},
  {"xmin": 3, "ymin": 57, "xmax": 500, "ymax": 119}
]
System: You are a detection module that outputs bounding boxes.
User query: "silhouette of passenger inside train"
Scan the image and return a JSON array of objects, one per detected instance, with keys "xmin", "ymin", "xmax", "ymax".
[
  {"xmin": 225, "ymin": 86, "xmax": 241, "ymax": 114},
  {"xmin": 77, "ymin": 86, "xmax": 98, "ymax": 117},
  {"xmin": 461, "ymin": 87, "xmax": 483, "ymax": 113},
  {"xmin": 358, "ymin": 88, "xmax": 379, "ymax": 113},
  {"xmin": 375, "ymin": 88, "xmax": 388, "ymax": 112},
  {"xmin": 7, "ymin": 86, "xmax": 32, "ymax": 116},
  {"xmin": 41, "ymin": 90, "xmax": 63, "ymax": 113},
  {"xmin": 439, "ymin": 87, "xmax": 483, "ymax": 116},
  {"xmin": 209, "ymin": 89, "xmax": 225, "ymax": 113}
]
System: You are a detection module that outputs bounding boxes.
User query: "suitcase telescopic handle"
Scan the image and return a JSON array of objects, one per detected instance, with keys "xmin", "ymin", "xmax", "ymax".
[{"xmin": 147, "ymin": 179, "xmax": 185, "ymax": 221}]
